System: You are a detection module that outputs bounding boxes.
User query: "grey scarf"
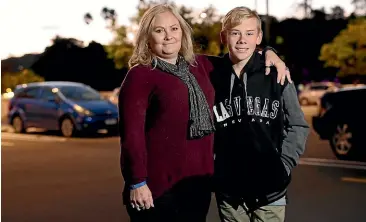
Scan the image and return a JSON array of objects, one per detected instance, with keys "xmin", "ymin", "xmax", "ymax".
[{"xmin": 154, "ymin": 56, "xmax": 215, "ymax": 139}]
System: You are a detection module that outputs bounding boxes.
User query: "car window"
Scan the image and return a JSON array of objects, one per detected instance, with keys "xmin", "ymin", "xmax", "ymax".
[
  {"xmin": 15, "ymin": 87, "xmax": 40, "ymax": 99},
  {"xmin": 40, "ymin": 88, "xmax": 56, "ymax": 100},
  {"xmin": 310, "ymin": 85, "xmax": 329, "ymax": 90},
  {"xmin": 59, "ymin": 85, "xmax": 102, "ymax": 101}
]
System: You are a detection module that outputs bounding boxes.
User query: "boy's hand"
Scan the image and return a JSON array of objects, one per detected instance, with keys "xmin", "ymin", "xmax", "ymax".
[{"xmin": 264, "ymin": 50, "xmax": 292, "ymax": 85}]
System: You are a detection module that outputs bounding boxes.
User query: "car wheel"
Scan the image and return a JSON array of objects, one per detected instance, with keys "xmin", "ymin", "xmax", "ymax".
[
  {"xmin": 329, "ymin": 123, "xmax": 358, "ymax": 160},
  {"xmin": 60, "ymin": 118, "xmax": 75, "ymax": 137},
  {"xmin": 300, "ymin": 98, "xmax": 309, "ymax": 106},
  {"xmin": 12, "ymin": 116, "xmax": 25, "ymax": 133}
]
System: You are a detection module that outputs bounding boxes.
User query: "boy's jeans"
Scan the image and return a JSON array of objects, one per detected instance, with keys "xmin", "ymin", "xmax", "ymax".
[{"xmin": 216, "ymin": 193, "xmax": 286, "ymax": 222}]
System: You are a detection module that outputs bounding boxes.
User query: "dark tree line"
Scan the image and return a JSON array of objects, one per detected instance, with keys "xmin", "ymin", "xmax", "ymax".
[
  {"xmin": 31, "ymin": 37, "xmax": 127, "ymax": 91},
  {"xmin": 8, "ymin": 1, "xmax": 362, "ymax": 91}
]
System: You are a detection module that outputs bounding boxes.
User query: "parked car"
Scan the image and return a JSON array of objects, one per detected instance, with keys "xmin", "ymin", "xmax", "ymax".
[
  {"xmin": 340, "ymin": 83, "xmax": 365, "ymax": 89},
  {"xmin": 8, "ymin": 81, "xmax": 119, "ymax": 137},
  {"xmin": 312, "ymin": 86, "xmax": 366, "ymax": 161},
  {"xmin": 298, "ymin": 82, "xmax": 339, "ymax": 106},
  {"xmin": 108, "ymin": 87, "xmax": 120, "ymax": 105}
]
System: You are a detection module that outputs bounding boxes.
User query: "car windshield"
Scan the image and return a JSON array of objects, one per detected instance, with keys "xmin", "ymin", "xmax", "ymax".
[{"xmin": 59, "ymin": 85, "xmax": 102, "ymax": 101}]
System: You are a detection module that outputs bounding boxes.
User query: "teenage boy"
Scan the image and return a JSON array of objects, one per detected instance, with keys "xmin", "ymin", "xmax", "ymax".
[{"xmin": 208, "ymin": 6, "xmax": 310, "ymax": 222}]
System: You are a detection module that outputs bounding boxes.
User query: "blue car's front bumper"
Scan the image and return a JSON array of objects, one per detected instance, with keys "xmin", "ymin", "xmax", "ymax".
[{"xmin": 74, "ymin": 114, "xmax": 118, "ymax": 133}]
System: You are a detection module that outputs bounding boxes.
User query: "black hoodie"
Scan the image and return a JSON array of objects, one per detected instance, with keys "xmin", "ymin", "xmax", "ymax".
[{"xmin": 208, "ymin": 52, "xmax": 309, "ymax": 210}]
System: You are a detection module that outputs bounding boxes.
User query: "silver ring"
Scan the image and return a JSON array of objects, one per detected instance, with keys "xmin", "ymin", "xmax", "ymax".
[{"xmin": 285, "ymin": 67, "xmax": 289, "ymax": 71}]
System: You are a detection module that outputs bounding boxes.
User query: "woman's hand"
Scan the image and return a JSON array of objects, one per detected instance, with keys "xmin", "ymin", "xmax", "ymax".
[
  {"xmin": 264, "ymin": 50, "xmax": 292, "ymax": 85},
  {"xmin": 130, "ymin": 184, "xmax": 154, "ymax": 211}
]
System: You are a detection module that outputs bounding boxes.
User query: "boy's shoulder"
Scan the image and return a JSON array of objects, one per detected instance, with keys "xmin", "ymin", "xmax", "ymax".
[
  {"xmin": 194, "ymin": 54, "xmax": 224, "ymax": 73},
  {"xmin": 204, "ymin": 54, "xmax": 226, "ymax": 68},
  {"xmin": 195, "ymin": 54, "xmax": 221, "ymax": 62}
]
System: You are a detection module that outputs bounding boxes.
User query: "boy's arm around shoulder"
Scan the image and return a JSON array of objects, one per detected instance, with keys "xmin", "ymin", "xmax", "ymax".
[{"xmin": 281, "ymin": 81, "xmax": 310, "ymax": 172}]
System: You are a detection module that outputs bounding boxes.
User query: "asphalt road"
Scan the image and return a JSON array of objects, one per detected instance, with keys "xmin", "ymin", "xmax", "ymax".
[{"xmin": 2, "ymin": 106, "xmax": 366, "ymax": 222}]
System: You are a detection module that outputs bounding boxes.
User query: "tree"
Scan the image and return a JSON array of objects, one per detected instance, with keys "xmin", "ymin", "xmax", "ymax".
[
  {"xmin": 319, "ymin": 18, "xmax": 366, "ymax": 77},
  {"xmin": 179, "ymin": 5, "xmax": 194, "ymax": 26},
  {"xmin": 297, "ymin": 1, "xmax": 312, "ymax": 18},
  {"xmin": 103, "ymin": 0, "xmax": 223, "ymax": 68},
  {"xmin": 104, "ymin": 26, "xmax": 134, "ymax": 69},
  {"xmin": 84, "ymin": 6, "xmax": 132, "ymax": 69},
  {"xmin": 311, "ymin": 8, "xmax": 327, "ymax": 21},
  {"xmin": 31, "ymin": 36, "xmax": 123, "ymax": 90},
  {"xmin": 351, "ymin": 0, "xmax": 366, "ymax": 15},
  {"xmin": 1, "ymin": 69, "xmax": 44, "ymax": 93},
  {"xmin": 191, "ymin": 5, "xmax": 222, "ymax": 55},
  {"xmin": 101, "ymin": 7, "xmax": 118, "ymax": 30},
  {"xmin": 108, "ymin": 0, "xmax": 183, "ymax": 69},
  {"xmin": 129, "ymin": 0, "xmax": 171, "ymax": 24},
  {"xmin": 330, "ymin": 6, "xmax": 345, "ymax": 20},
  {"xmin": 84, "ymin": 13, "xmax": 93, "ymax": 25},
  {"xmin": 84, "ymin": 7, "xmax": 118, "ymax": 30}
]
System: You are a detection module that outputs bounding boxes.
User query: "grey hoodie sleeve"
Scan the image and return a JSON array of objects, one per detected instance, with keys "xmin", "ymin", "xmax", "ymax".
[{"xmin": 281, "ymin": 83, "xmax": 310, "ymax": 172}]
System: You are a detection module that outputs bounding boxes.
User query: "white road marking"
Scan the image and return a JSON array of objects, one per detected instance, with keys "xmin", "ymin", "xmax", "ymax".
[
  {"xmin": 301, "ymin": 157, "xmax": 366, "ymax": 165},
  {"xmin": 1, "ymin": 141, "xmax": 14, "ymax": 147},
  {"xmin": 299, "ymin": 158, "xmax": 366, "ymax": 170},
  {"xmin": 1, "ymin": 133, "xmax": 67, "ymax": 142}
]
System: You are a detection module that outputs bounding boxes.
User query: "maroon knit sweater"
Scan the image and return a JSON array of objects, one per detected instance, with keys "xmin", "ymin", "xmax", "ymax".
[{"xmin": 118, "ymin": 55, "xmax": 215, "ymax": 199}]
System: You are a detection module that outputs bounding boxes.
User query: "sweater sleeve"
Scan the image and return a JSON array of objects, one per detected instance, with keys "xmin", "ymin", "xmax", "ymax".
[
  {"xmin": 281, "ymin": 82, "xmax": 310, "ymax": 171},
  {"xmin": 118, "ymin": 67, "xmax": 153, "ymax": 184}
]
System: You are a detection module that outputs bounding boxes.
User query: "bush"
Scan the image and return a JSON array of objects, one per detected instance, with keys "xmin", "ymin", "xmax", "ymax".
[
  {"xmin": 319, "ymin": 18, "xmax": 366, "ymax": 77},
  {"xmin": 1, "ymin": 69, "xmax": 45, "ymax": 93}
]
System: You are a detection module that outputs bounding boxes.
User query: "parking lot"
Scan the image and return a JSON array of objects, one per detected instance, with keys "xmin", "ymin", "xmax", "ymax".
[{"xmin": 2, "ymin": 105, "xmax": 366, "ymax": 222}]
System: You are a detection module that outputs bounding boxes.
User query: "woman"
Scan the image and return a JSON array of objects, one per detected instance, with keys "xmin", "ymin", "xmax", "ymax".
[{"xmin": 118, "ymin": 4, "xmax": 289, "ymax": 222}]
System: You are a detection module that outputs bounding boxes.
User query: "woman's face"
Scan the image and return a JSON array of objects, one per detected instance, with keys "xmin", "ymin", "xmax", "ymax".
[{"xmin": 149, "ymin": 11, "xmax": 182, "ymax": 63}]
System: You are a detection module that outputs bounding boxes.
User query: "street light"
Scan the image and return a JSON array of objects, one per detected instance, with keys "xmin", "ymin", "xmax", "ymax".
[{"xmin": 265, "ymin": 0, "xmax": 270, "ymax": 43}]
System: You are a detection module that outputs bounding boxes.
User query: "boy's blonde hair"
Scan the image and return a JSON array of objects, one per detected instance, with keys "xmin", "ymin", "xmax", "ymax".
[
  {"xmin": 128, "ymin": 4, "xmax": 195, "ymax": 68},
  {"xmin": 222, "ymin": 7, "xmax": 262, "ymax": 32}
]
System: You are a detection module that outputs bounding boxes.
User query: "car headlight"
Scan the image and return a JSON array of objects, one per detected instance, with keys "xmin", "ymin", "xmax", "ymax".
[{"xmin": 73, "ymin": 104, "xmax": 94, "ymax": 116}]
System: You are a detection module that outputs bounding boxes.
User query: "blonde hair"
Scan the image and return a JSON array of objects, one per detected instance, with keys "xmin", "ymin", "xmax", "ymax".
[
  {"xmin": 128, "ymin": 4, "xmax": 195, "ymax": 68},
  {"xmin": 222, "ymin": 7, "xmax": 262, "ymax": 32}
]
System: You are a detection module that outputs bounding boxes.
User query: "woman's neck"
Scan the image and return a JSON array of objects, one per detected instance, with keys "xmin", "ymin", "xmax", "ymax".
[{"xmin": 157, "ymin": 56, "xmax": 178, "ymax": 65}]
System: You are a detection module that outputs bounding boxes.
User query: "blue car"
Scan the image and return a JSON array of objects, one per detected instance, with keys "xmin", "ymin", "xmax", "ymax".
[{"xmin": 8, "ymin": 81, "xmax": 119, "ymax": 137}]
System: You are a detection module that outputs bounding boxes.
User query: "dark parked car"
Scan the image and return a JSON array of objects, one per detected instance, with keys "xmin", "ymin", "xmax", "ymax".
[
  {"xmin": 8, "ymin": 81, "xmax": 118, "ymax": 137},
  {"xmin": 312, "ymin": 86, "xmax": 366, "ymax": 161}
]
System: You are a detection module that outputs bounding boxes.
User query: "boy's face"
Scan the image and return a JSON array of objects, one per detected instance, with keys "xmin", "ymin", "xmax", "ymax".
[{"xmin": 222, "ymin": 17, "xmax": 262, "ymax": 63}]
